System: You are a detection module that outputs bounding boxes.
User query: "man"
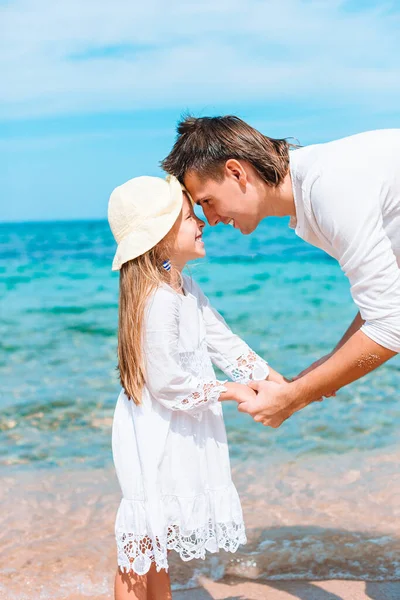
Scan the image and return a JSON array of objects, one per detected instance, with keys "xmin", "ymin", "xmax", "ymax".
[{"xmin": 162, "ymin": 116, "xmax": 400, "ymax": 427}]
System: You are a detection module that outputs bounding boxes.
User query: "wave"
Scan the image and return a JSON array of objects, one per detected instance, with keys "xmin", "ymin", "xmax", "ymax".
[
  {"xmin": 26, "ymin": 302, "xmax": 117, "ymax": 315},
  {"xmin": 65, "ymin": 324, "xmax": 115, "ymax": 337}
]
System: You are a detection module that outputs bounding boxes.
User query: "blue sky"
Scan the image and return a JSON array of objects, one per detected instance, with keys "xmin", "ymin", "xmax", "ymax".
[{"xmin": 1, "ymin": 0, "xmax": 400, "ymax": 222}]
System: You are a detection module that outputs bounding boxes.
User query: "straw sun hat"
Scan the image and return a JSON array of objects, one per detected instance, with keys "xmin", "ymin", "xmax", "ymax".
[{"xmin": 108, "ymin": 175, "xmax": 191, "ymax": 271}]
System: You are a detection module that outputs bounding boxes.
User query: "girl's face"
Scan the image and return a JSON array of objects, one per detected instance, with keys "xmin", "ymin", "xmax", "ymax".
[{"xmin": 171, "ymin": 194, "xmax": 206, "ymax": 269}]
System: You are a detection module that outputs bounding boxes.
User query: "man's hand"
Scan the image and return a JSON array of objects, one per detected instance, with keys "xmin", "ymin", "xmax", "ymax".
[
  {"xmin": 234, "ymin": 380, "xmax": 324, "ymax": 428},
  {"xmin": 220, "ymin": 380, "xmax": 301, "ymax": 428},
  {"xmin": 235, "ymin": 380, "xmax": 294, "ymax": 428}
]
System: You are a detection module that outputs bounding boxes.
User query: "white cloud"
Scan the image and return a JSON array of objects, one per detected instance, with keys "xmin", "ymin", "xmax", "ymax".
[{"xmin": 1, "ymin": 0, "xmax": 400, "ymax": 119}]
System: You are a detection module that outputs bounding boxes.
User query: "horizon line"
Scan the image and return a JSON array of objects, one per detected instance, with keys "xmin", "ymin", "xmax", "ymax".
[{"xmin": 0, "ymin": 216, "xmax": 109, "ymax": 227}]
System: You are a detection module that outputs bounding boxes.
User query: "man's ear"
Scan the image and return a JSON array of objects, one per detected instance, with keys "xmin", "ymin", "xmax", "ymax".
[{"xmin": 225, "ymin": 159, "xmax": 248, "ymax": 185}]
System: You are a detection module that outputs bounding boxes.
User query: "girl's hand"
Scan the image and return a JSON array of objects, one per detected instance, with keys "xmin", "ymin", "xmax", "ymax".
[{"xmin": 219, "ymin": 382, "xmax": 257, "ymax": 403}]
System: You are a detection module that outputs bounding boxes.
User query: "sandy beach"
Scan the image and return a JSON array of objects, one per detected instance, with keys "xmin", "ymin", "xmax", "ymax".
[
  {"xmin": 1, "ymin": 446, "xmax": 399, "ymax": 600},
  {"xmin": 176, "ymin": 578, "xmax": 400, "ymax": 600},
  {"xmin": 6, "ymin": 578, "xmax": 397, "ymax": 600}
]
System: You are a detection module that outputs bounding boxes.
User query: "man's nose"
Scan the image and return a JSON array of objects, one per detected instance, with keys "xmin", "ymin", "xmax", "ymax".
[
  {"xmin": 195, "ymin": 215, "xmax": 206, "ymax": 230},
  {"xmin": 204, "ymin": 205, "xmax": 220, "ymax": 227}
]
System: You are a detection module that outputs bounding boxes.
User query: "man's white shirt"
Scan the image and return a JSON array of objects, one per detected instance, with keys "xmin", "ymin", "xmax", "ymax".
[{"xmin": 289, "ymin": 129, "xmax": 400, "ymax": 353}]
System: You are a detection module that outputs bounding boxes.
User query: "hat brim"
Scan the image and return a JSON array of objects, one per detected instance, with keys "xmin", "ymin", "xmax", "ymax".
[{"xmin": 111, "ymin": 176, "xmax": 184, "ymax": 271}]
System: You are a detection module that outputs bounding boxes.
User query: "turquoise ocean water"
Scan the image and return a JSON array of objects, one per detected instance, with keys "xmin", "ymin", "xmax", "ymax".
[{"xmin": 1, "ymin": 217, "xmax": 399, "ymax": 470}]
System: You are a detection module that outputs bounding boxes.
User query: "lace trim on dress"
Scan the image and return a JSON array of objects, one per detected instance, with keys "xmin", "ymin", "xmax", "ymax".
[
  {"xmin": 228, "ymin": 350, "xmax": 269, "ymax": 384},
  {"xmin": 169, "ymin": 380, "xmax": 227, "ymax": 414},
  {"xmin": 116, "ymin": 519, "xmax": 247, "ymax": 575}
]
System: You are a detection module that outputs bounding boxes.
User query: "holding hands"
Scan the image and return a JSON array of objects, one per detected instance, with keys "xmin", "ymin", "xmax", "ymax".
[
  {"xmin": 243, "ymin": 379, "xmax": 309, "ymax": 428},
  {"xmin": 220, "ymin": 365, "xmax": 328, "ymax": 429},
  {"xmin": 220, "ymin": 378, "xmax": 298, "ymax": 428}
]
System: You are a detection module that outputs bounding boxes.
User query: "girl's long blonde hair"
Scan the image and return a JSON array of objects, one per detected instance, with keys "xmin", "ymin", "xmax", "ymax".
[{"xmin": 118, "ymin": 233, "xmax": 178, "ymax": 404}]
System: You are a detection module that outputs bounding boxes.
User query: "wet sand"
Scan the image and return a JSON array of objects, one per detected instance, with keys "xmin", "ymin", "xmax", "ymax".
[{"xmin": 1, "ymin": 447, "xmax": 399, "ymax": 599}]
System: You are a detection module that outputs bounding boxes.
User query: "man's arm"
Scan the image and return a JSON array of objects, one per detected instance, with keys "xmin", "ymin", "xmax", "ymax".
[
  {"xmin": 335, "ymin": 312, "xmax": 365, "ymax": 351},
  {"xmin": 241, "ymin": 329, "xmax": 396, "ymax": 427},
  {"xmin": 291, "ymin": 329, "xmax": 394, "ymax": 402},
  {"xmin": 240, "ymin": 164, "xmax": 400, "ymax": 427},
  {"xmin": 297, "ymin": 312, "xmax": 365, "ymax": 378},
  {"xmin": 267, "ymin": 366, "xmax": 289, "ymax": 383}
]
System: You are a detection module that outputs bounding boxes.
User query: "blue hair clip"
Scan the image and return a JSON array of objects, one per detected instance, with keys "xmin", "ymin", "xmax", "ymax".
[{"xmin": 162, "ymin": 259, "xmax": 171, "ymax": 272}]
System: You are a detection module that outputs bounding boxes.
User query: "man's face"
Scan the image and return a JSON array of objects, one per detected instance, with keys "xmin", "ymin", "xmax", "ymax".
[{"xmin": 184, "ymin": 166, "xmax": 263, "ymax": 235}]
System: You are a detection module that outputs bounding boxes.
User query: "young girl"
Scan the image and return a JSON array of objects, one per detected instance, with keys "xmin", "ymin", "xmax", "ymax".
[{"xmin": 108, "ymin": 175, "xmax": 283, "ymax": 599}]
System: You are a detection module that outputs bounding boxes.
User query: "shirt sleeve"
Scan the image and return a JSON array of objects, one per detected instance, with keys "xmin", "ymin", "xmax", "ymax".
[
  {"xmin": 309, "ymin": 168, "xmax": 400, "ymax": 353},
  {"xmin": 187, "ymin": 278, "xmax": 269, "ymax": 383},
  {"xmin": 143, "ymin": 287, "xmax": 227, "ymax": 418}
]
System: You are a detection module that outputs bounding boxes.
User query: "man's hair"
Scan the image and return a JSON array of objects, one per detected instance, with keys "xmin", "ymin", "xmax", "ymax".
[{"xmin": 161, "ymin": 115, "xmax": 295, "ymax": 186}]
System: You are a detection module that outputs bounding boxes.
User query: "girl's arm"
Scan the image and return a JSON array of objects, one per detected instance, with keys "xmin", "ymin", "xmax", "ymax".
[
  {"xmin": 186, "ymin": 278, "xmax": 284, "ymax": 385},
  {"xmin": 144, "ymin": 288, "xmax": 254, "ymax": 418}
]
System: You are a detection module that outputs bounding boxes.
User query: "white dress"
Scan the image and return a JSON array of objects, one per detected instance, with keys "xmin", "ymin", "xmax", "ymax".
[{"xmin": 112, "ymin": 275, "xmax": 269, "ymax": 575}]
